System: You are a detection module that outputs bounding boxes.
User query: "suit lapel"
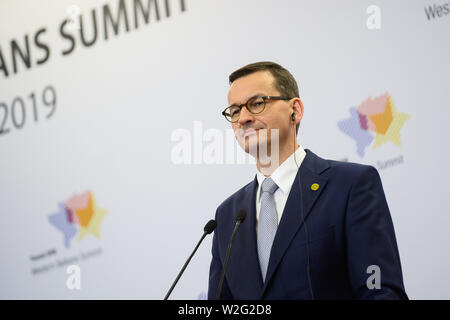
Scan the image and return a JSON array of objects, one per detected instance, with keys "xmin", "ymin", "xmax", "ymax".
[
  {"xmin": 232, "ymin": 176, "xmax": 264, "ymax": 297},
  {"xmin": 261, "ymin": 150, "xmax": 330, "ymax": 297}
]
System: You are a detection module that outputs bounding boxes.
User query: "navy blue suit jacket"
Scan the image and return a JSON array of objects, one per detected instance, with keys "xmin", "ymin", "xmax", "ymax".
[{"xmin": 208, "ymin": 149, "xmax": 408, "ymax": 300}]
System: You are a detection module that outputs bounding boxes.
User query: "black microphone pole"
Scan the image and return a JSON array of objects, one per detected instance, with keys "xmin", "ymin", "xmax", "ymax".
[
  {"xmin": 164, "ymin": 219, "xmax": 217, "ymax": 300},
  {"xmin": 216, "ymin": 209, "xmax": 247, "ymax": 300}
]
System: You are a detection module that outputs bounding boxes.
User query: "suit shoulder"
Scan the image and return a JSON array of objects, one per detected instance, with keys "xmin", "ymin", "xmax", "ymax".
[
  {"xmin": 319, "ymin": 159, "xmax": 383, "ymax": 195},
  {"xmin": 326, "ymin": 158, "xmax": 379, "ymax": 178},
  {"xmin": 305, "ymin": 149, "xmax": 379, "ymax": 179}
]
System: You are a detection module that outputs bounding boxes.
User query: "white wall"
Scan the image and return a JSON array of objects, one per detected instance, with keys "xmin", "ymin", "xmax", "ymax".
[{"xmin": 0, "ymin": 0, "xmax": 449, "ymax": 299}]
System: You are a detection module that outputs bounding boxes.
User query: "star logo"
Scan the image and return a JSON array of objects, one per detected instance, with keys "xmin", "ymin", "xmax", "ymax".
[
  {"xmin": 337, "ymin": 93, "xmax": 410, "ymax": 157},
  {"xmin": 48, "ymin": 191, "xmax": 107, "ymax": 248}
]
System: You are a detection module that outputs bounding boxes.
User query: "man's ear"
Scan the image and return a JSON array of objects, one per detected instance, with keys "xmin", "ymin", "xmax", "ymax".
[{"xmin": 292, "ymin": 98, "xmax": 304, "ymax": 125}]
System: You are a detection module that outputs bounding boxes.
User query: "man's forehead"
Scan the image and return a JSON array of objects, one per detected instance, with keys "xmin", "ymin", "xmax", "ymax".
[{"xmin": 227, "ymin": 71, "xmax": 275, "ymax": 104}]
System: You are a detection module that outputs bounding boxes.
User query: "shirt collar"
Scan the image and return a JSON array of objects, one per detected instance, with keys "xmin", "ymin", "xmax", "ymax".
[{"xmin": 256, "ymin": 145, "xmax": 307, "ymax": 199}]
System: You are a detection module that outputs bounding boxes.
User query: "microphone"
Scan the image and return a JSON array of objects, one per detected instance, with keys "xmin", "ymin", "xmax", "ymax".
[
  {"xmin": 216, "ymin": 209, "xmax": 247, "ymax": 300},
  {"xmin": 164, "ymin": 219, "xmax": 217, "ymax": 300}
]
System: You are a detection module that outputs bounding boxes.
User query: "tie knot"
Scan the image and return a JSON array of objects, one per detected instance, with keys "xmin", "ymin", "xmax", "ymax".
[{"xmin": 261, "ymin": 178, "xmax": 278, "ymax": 194}]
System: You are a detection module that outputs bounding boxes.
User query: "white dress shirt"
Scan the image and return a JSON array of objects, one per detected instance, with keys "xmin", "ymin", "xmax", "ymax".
[{"xmin": 256, "ymin": 145, "xmax": 307, "ymax": 227}]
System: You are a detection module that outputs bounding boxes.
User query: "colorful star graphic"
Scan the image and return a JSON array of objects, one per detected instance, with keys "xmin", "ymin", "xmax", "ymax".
[
  {"xmin": 48, "ymin": 191, "xmax": 107, "ymax": 248},
  {"xmin": 338, "ymin": 93, "xmax": 410, "ymax": 157}
]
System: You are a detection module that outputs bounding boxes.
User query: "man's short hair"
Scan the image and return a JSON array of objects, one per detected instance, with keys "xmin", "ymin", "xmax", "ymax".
[{"xmin": 229, "ymin": 61, "xmax": 300, "ymax": 133}]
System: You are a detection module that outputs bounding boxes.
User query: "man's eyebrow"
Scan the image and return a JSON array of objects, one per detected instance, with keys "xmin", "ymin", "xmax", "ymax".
[{"xmin": 229, "ymin": 93, "xmax": 265, "ymax": 107}]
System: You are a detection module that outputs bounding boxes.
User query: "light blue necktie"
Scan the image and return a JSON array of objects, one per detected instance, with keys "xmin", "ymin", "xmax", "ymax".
[{"xmin": 257, "ymin": 177, "xmax": 279, "ymax": 283}]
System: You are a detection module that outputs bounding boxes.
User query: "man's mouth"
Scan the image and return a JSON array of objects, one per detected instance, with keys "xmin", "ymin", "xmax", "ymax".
[{"xmin": 243, "ymin": 128, "xmax": 259, "ymax": 138}]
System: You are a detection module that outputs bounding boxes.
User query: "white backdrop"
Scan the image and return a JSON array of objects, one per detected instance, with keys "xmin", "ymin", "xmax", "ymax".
[{"xmin": 1, "ymin": 0, "xmax": 449, "ymax": 299}]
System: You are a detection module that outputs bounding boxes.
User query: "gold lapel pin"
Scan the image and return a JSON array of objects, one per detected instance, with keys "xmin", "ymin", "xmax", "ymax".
[{"xmin": 311, "ymin": 183, "xmax": 319, "ymax": 191}]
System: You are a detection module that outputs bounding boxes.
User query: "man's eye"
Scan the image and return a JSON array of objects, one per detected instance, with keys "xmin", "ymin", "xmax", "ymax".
[
  {"xmin": 249, "ymin": 102, "xmax": 264, "ymax": 110},
  {"xmin": 230, "ymin": 108, "xmax": 240, "ymax": 116}
]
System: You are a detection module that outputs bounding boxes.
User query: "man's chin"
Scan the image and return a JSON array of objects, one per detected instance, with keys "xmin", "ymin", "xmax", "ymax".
[{"xmin": 244, "ymin": 137, "xmax": 269, "ymax": 157}]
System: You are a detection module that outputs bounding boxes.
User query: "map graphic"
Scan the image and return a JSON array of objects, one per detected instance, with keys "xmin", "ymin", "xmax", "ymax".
[
  {"xmin": 337, "ymin": 93, "xmax": 410, "ymax": 157},
  {"xmin": 48, "ymin": 191, "xmax": 107, "ymax": 248}
]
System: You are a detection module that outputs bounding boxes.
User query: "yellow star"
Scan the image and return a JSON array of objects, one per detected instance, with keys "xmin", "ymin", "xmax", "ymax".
[
  {"xmin": 77, "ymin": 193, "xmax": 107, "ymax": 240},
  {"xmin": 372, "ymin": 96, "xmax": 410, "ymax": 149}
]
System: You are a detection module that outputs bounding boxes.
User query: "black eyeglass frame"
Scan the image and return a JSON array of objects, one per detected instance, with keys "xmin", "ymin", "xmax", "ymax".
[{"xmin": 222, "ymin": 95, "xmax": 292, "ymax": 123}]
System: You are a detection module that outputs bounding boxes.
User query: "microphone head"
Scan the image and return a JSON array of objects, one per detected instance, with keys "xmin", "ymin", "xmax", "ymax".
[
  {"xmin": 204, "ymin": 219, "xmax": 217, "ymax": 234},
  {"xmin": 236, "ymin": 209, "xmax": 247, "ymax": 223}
]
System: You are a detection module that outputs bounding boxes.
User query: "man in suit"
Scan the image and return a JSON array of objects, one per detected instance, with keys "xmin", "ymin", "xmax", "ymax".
[{"xmin": 208, "ymin": 61, "xmax": 408, "ymax": 300}]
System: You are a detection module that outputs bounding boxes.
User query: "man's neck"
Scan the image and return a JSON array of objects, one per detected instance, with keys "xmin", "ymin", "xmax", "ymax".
[{"xmin": 257, "ymin": 144, "xmax": 300, "ymax": 177}]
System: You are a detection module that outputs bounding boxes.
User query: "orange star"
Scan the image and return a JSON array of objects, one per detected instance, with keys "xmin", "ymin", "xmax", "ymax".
[
  {"xmin": 77, "ymin": 193, "xmax": 107, "ymax": 240},
  {"xmin": 75, "ymin": 192, "xmax": 94, "ymax": 227},
  {"xmin": 369, "ymin": 98, "xmax": 394, "ymax": 135}
]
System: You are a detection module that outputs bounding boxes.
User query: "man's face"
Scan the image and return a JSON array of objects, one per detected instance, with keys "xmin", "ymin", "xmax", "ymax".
[{"xmin": 228, "ymin": 71, "xmax": 293, "ymax": 157}]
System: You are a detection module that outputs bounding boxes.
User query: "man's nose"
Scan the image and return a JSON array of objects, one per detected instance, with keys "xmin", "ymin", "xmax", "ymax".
[{"xmin": 237, "ymin": 106, "xmax": 254, "ymax": 126}]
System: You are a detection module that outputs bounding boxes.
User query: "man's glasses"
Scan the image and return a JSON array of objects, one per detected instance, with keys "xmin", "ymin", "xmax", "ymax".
[{"xmin": 222, "ymin": 95, "xmax": 291, "ymax": 123}]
